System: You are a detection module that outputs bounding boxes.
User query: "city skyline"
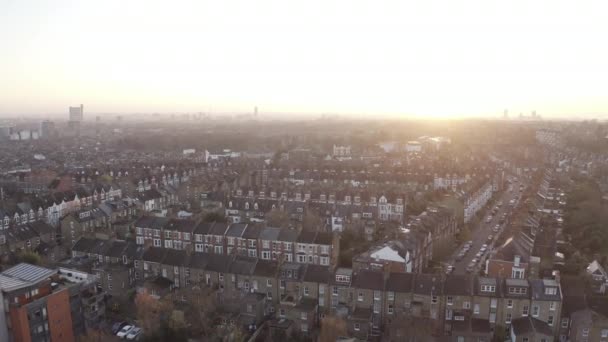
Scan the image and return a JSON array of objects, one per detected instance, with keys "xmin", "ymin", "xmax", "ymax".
[{"xmin": 1, "ymin": 0, "xmax": 608, "ymax": 119}]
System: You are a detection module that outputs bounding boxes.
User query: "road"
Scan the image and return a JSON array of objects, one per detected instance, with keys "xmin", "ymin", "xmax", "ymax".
[{"xmin": 449, "ymin": 177, "xmax": 524, "ymax": 275}]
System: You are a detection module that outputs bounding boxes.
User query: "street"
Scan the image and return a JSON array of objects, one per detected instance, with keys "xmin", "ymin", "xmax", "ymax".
[{"xmin": 449, "ymin": 177, "xmax": 523, "ymax": 275}]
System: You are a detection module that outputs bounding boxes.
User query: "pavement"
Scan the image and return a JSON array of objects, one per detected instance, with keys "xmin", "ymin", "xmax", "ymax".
[{"xmin": 448, "ymin": 177, "xmax": 524, "ymax": 275}]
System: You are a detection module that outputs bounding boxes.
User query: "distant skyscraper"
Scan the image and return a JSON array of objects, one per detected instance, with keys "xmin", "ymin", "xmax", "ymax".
[
  {"xmin": 40, "ymin": 120, "xmax": 56, "ymax": 138},
  {"xmin": 69, "ymin": 104, "xmax": 84, "ymax": 121},
  {"xmin": 503, "ymin": 109, "xmax": 509, "ymax": 119}
]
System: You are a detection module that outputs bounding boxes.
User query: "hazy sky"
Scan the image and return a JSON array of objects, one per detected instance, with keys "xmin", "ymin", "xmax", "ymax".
[{"xmin": 1, "ymin": 0, "xmax": 607, "ymax": 119}]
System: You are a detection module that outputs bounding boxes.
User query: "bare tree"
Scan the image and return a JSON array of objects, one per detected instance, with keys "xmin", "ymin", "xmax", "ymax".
[
  {"xmin": 134, "ymin": 292, "xmax": 174, "ymax": 335},
  {"xmin": 319, "ymin": 316, "xmax": 347, "ymax": 342}
]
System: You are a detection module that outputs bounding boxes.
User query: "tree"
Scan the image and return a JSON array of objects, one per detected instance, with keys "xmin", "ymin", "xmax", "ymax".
[
  {"xmin": 301, "ymin": 210, "xmax": 322, "ymax": 231},
  {"xmin": 319, "ymin": 316, "xmax": 347, "ymax": 342},
  {"xmin": 457, "ymin": 225, "xmax": 471, "ymax": 243},
  {"xmin": 19, "ymin": 251, "xmax": 42, "ymax": 265},
  {"xmin": 135, "ymin": 292, "xmax": 174, "ymax": 335},
  {"xmin": 266, "ymin": 209, "xmax": 290, "ymax": 228},
  {"xmin": 172, "ymin": 286, "xmax": 218, "ymax": 338}
]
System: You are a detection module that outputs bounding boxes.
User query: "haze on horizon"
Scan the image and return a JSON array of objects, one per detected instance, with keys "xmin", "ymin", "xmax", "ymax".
[{"xmin": 1, "ymin": 0, "xmax": 607, "ymax": 120}]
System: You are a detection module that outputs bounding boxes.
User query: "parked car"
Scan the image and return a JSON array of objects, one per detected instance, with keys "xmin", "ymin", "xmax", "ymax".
[
  {"xmin": 112, "ymin": 322, "xmax": 128, "ymax": 335},
  {"xmin": 485, "ymin": 216, "xmax": 492, "ymax": 223},
  {"xmin": 126, "ymin": 327, "xmax": 143, "ymax": 340},
  {"xmin": 117, "ymin": 325, "xmax": 134, "ymax": 338},
  {"xmin": 487, "ymin": 235, "xmax": 493, "ymax": 242}
]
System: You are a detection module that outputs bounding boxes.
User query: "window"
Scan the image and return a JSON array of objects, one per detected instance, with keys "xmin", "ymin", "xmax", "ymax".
[
  {"xmin": 354, "ymin": 323, "xmax": 360, "ymax": 331},
  {"xmin": 447, "ymin": 296, "xmax": 453, "ymax": 305},
  {"xmin": 561, "ymin": 318, "xmax": 569, "ymax": 328},
  {"xmin": 545, "ymin": 287, "xmax": 557, "ymax": 295},
  {"xmin": 358, "ymin": 292, "xmax": 363, "ymax": 302},
  {"xmin": 431, "ymin": 295, "xmax": 438, "ymax": 304},
  {"xmin": 474, "ymin": 304, "xmax": 480, "ymax": 314},
  {"xmin": 582, "ymin": 328, "xmax": 589, "ymax": 337},
  {"xmin": 550, "ymin": 301, "xmax": 556, "ymax": 311},
  {"xmin": 388, "ymin": 304, "xmax": 394, "ymax": 314},
  {"xmin": 219, "ymin": 273, "xmax": 224, "ymax": 282},
  {"xmin": 548, "ymin": 315, "xmax": 554, "ymax": 326},
  {"xmin": 507, "ymin": 299, "xmax": 513, "ymax": 308},
  {"xmin": 301, "ymin": 323, "xmax": 308, "ymax": 332},
  {"xmin": 505, "ymin": 313, "xmax": 512, "ymax": 324},
  {"xmin": 333, "ymin": 287, "xmax": 338, "ymax": 296},
  {"xmin": 463, "ymin": 301, "xmax": 470, "ymax": 309},
  {"xmin": 319, "ymin": 285, "xmax": 325, "ymax": 295},
  {"xmin": 301, "ymin": 312, "xmax": 307, "ymax": 320},
  {"xmin": 304, "ymin": 286, "xmax": 309, "ymax": 296},
  {"xmin": 263, "ymin": 240, "xmax": 270, "ymax": 249},
  {"xmin": 481, "ymin": 285, "xmax": 496, "ymax": 292},
  {"xmin": 522, "ymin": 305, "xmax": 529, "ymax": 316},
  {"xmin": 262, "ymin": 251, "xmax": 271, "ymax": 260},
  {"xmin": 523, "ymin": 338, "xmax": 529, "ymax": 342},
  {"xmin": 532, "ymin": 305, "xmax": 540, "ymax": 317},
  {"xmin": 490, "ymin": 298, "xmax": 497, "ymax": 309},
  {"xmin": 374, "ymin": 291, "xmax": 381, "ymax": 301},
  {"xmin": 601, "ymin": 329, "xmax": 608, "ymax": 338},
  {"xmin": 387, "ymin": 291, "xmax": 394, "ymax": 301}
]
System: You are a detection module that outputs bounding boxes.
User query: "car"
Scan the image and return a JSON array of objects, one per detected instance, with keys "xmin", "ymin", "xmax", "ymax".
[
  {"xmin": 117, "ymin": 325, "xmax": 134, "ymax": 338},
  {"xmin": 487, "ymin": 235, "xmax": 493, "ymax": 241},
  {"xmin": 498, "ymin": 201, "xmax": 503, "ymax": 206},
  {"xmin": 480, "ymin": 247, "xmax": 487, "ymax": 253},
  {"xmin": 112, "ymin": 322, "xmax": 128, "ymax": 335},
  {"xmin": 445, "ymin": 266, "xmax": 454, "ymax": 274},
  {"xmin": 485, "ymin": 216, "xmax": 492, "ymax": 223},
  {"xmin": 467, "ymin": 240, "xmax": 473, "ymax": 246},
  {"xmin": 456, "ymin": 253, "xmax": 464, "ymax": 261},
  {"xmin": 475, "ymin": 252, "xmax": 482, "ymax": 258},
  {"xmin": 481, "ymin": 244, "xmax": 488, "ymax": 248},
  {"xmin": 471, "ymin": 258, "xmax": 478, "ymax": 264},
  {"xmin": 126, "ymin": 327, "xmax": 143, "ymax": 340}
]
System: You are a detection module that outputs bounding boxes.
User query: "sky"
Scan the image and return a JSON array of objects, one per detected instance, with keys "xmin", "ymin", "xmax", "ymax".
[{"xmin": 1, "ymin": 0, "xmax": 607, "ymax": 119}]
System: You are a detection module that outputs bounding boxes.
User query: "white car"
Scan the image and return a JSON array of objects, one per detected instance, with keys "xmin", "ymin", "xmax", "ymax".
[
  {"xmin": 126, "ymin": 327, "xmax": 142, "ymax": 340},
  {"xmin": 117, "ymin": 325, "xmax": 134, "ymax": 338}
]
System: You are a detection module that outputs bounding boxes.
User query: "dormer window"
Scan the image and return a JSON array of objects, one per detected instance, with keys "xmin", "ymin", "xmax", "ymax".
[
  {"xmin": 245, "ymin": 202, "xmax": 250, "ymax": 210},
  {"xmin": 304, "ymin": 193, "xmax": 310, "ymax": 200},
  {"xmin": 370, "ymin": 197, "xmax": 377, "ymax": 203},
  {"xmin": 354, "ymin": 196, "xmax": 360, "ymax": 203},
  {"xmin": 320, "ymin": 194, "xmax": 326, "ymax": 201},
  {"xmin": 236, "ymin": 190, "xmax": 242, "ymax": 196},
  {"xmin": 248, "ymin": 190, "xmax": 254, "ymax": 197},
  {"xmin": 481, "ymin": 285, "xmax": 496, "ymax": 293},
  {"xmin": 345, "ymin": 196, "xmax": 351, "ymax": 202},
  {"xmin": 545, "ymin": 287, "xmax": 557, "ymax": 295},
  {"xmin": 259, "ymin": 191, "xmax": 265, "ymax": 197},
  {"xmin": 271, "ymin": 192, "xmax": 277, "ymax": 198}
]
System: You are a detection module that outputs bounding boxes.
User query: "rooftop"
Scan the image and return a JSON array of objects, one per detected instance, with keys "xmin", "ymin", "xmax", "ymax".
[{"xmin": 0, "ymin": 263, "xmax": 56, "ymax": 291}]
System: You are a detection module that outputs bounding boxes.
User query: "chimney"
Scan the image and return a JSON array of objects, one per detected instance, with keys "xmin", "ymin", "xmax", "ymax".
[{"xmin": 514, "ymin": 255, "xmax": 521, "ymax": 267}]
